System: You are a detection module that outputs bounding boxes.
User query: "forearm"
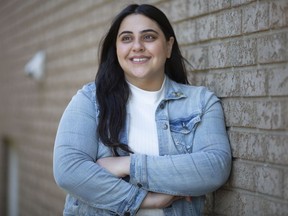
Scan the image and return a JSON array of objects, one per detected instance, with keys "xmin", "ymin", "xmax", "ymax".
[
  {"xmin": 130, "ymin": 149, "xmax": 231, "ymax": 196},
  {"xmin": 96, "ymin": 151, "xmax": 230, "ymax": 197},
  {"xmin": 140, "ymin": 192, "xmax": 185, "ymax": 209},
  {"xmin": 96, "ymin": 139, "xmax": 231, "ymax": 196},
  {"xmin": 54, "ymin": 144, "xmax": 147, "ymax": 215},
  {"xmin": 97, "ymin": 156, "xmax": 131, "ymax": 177}
]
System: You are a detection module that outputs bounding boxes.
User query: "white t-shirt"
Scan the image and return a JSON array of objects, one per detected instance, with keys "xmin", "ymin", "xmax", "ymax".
[{"xmin": 127, "ymin": 78, "xmax": 166, "ymax": 216}]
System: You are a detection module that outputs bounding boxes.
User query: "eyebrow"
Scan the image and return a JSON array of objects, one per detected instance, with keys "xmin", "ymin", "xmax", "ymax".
[{"xmin": 118, "ymin": 29, "xmax": 159, "ymax": 37}]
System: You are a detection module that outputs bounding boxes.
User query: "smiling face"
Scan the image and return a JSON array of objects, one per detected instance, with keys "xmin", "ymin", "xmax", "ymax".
[{"xmin": 116, "ymin": 14, "xmax": 174, "ymax": 91}]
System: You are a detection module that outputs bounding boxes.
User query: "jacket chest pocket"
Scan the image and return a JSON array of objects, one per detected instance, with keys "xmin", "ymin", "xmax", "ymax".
[{"xmin": 169, "ymin": 114, "xmax": 201, "ymax": 153}]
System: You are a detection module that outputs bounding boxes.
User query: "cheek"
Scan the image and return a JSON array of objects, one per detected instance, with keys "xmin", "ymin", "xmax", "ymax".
[
  {"xmin": 149, "ymin": 43, "xmax": 169, "ymax": 58},
  {"xmin": 116, "ymin": 44, "xmax": 127, "ymax": 58},
  {"xmin": 116, "ymin": 46, "xmax": 122, "ymax": 58},
  {"xmin": 155, "ymin": 49, "xmax": 169, "ymax": 63},
  {"xmin": 118, "ymin": 41, "xmax": 131, "ymax": 49},
  {"xmin": 116, "ymin": 45, "xmax": 129, "ymax": 70}
]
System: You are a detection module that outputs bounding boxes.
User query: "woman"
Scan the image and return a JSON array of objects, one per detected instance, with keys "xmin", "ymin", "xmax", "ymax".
[{"xmin": 53, "ymin": 4, "xmax": 231, "ymax": 216}]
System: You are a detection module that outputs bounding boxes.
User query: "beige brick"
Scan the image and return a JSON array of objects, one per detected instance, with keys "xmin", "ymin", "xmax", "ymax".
[
  {"xmin": 266, "ymin": 134, "xmax": 288, "ymax": 165},
  {"xmin": 192, "ymin": 67, "xmax": 266, "ymax": 97},
  {"xmin": 241, "ymin": 193, "xmax": 288, "ymax": 215},
  {"xmin": 187, "ymin": 0, "xmax": 209, "ymax": 18},
  {"xmin": 229, "ymin": 38, "xmax": 257, "ymax": 66},
  {"xmin": 230, "ymin": 160, "xmax": 284, "ymax": 198},
  {"xmin": 169, "ymin": 0, "xmax": 187, "ymax": 22},
  {"xmin": 222, "ymin": 99, "xmax": 256, "ymax": 127},
  {"xmin": 47, "ymin": 47, "xmax": 98, "ymax": 71},
  {"xmin": 257, "ymin": 32, "xmax": 288, "ymax": 63},
  {"xmin": 214, "ymin": 190, "xmax": 245, "ymax": 215},
  {"xmin": 209, "ymin": 0, "xmax": 230, "ymax": 12},
  {"xmin": 230, "ymin": 161, "xmax": 256, "ymax": 191},
  {"xmin": 270, "ymin": 0, "xmax": 288, "ymax": 28},
  {"xmin": 47, "ymin": 28, "xmax": 104, "ymax": 56},
  {"xmin": 229, "ymin": 130, "xmax": 267, "ymax": 162},
  {"xmin": 231, "ymin": 0, "xmax": 256, "ymax": 7},
  {"xmin": 192, "ymin": 69, "xmax": 239, "ymax": 96},
  {"xmin": 239, "ymin": 68, "xmax": 266, "ymax": 96},
  {"xmin": 267, "ymin": 64, "xmax": 288, "ymax": 96},
  {"xmin": 229, "ymin": 129, "xmax": 288, "ymax": 165},
  {"xmin": 183, "ymin": 45, "xmax": 209, "ymax": 70},
  {"xmin": 217, "ymin": 9, "xmax": 242, "ymax": 37},
  {"xmin": 255, "ymin": 165, "xmax": 283, "ymax": 197},
  {"xmin": 223, "ymin": 99, "xmax": 288, "ymax": 129},
  {"xmin": 215, "ymin": 189, "xmax": 288, "ymax": 215},
  {"xmin": 242, "ymin": 1, "xmax": 269, "ymax": 33},
  {"xmin": 174, "ymin": 20, "xmax": 196, "ymax": 45},
  {"xmin": 255, "ymin": 100, "xmax": 288, "ymax": 129},
  {"xmin": 196, "ymin": 15, "xmax": 217, "ymax": 41},
  {"xmin": 208, "ymin": 42, "xmax": 230, "ymax": 68}
]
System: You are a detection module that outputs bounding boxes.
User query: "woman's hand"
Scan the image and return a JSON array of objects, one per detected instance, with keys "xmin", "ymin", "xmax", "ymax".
[
  {"xmin": 97, "ymin": 156, "xmax": 130, "ymax": 177},
  {"xmin": 141, "ymin": 192, "xmax": 191, "ymax": 209}
]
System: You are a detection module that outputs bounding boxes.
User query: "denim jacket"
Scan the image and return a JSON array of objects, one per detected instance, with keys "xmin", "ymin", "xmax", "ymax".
[{"xmin": 53, "ymin": 77, "xmax": 231, "ymax": 216}]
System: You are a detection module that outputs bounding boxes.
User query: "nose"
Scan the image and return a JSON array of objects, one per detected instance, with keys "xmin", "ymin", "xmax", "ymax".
[{"xmin": 132, "ymin": 39, "xmax": 144, "ymax": 52}]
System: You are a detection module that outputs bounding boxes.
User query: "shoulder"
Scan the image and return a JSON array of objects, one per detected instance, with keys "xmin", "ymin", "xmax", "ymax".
[
  {"xmin": 74, "ymin": 82, "xmax": 96, "ymax": 103},
  {"xmin": 169, "ymin": 79, "xmax": 217, "ymax": 100},
  {"xmin": 178, "ymin": 82, "xmax": 208, "ymax": 95},
  {"xmin": 65, "ymin": 82, "xmax": 98, "ymax": 113},
  {"xmin": 167, "ymin": 80, "xmax": 220, "ymax": 111},
  {"xmin": 185, "ymin": 84, "xmax": 216, "ymax": 101},
  {"xmin": 79, "ymin": 82, "xmax": 96, "ymax": 95}
]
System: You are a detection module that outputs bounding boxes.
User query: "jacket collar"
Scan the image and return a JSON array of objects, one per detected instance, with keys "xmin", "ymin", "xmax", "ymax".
[{"xmin": 164, "ymin": 77, "xmax": 187, "ymax": 100}]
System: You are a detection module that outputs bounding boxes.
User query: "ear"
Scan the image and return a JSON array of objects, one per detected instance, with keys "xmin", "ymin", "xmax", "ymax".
[{"xmin": 166, "ymin": 37, "xmax": 174, "ymax": 59}]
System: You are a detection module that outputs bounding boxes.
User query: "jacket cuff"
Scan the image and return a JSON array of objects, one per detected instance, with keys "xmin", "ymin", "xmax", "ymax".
[
  {"xmin": 130, "ymin": 154, "xmax": 148, "ymax": 189},
  {"xmin": 117, "ymin": 186, "xmax": 147, "ymax": 216}
]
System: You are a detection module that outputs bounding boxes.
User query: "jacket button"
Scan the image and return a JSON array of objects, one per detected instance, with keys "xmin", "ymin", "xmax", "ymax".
[
  {"xmin": 124, "ymin": 212, "xmax": 130, "ymax": 216},
  {"xmin": 159, "ymin": 103, "xmax": 165, "ymax": 109},
  {"xmin": 163, "ymin": 123, "xmax": 168, "ymax": 130},
  {"xmin": 137, "ymin": 183, "xmax": 142, "ymax": 188}
]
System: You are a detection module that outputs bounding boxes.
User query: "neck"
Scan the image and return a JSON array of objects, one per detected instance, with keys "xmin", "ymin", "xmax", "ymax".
[{"xmin": 126, "ymin": 74, "xmax": 165, "ymax": 91}]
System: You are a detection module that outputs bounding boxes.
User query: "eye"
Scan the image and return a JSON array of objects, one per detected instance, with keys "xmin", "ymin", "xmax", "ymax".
[
  {"xmin": 143, "ymin": 34, "xmax": 156, "ymax": 42},
  {"xmin": 120, "ymin": 35, "xmax": 133, "ymax": 43}
]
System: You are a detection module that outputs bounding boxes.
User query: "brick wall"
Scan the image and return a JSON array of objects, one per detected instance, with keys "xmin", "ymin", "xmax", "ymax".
[{"xmin": 0, "ymin": 0, "xmax": 287, "ymax": 215}]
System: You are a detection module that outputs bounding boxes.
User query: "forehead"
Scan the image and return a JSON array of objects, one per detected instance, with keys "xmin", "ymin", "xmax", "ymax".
[{"xmin": 118, "ymin": 14, "xmax": 161, "ymax": 34}]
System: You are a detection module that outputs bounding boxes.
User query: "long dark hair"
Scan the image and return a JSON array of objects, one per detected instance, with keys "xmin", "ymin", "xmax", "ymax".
[{"xmin": 95, "ymin": 4, "xmax": 188, "ymax": 155}]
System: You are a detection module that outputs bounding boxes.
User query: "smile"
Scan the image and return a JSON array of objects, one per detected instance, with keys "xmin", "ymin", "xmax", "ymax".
[{"xmin": 131, "ymin": 57, "xmax": 149, "ymax": 62}]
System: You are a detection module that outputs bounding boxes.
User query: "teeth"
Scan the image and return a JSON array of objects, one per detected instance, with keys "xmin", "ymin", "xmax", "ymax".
[{"xmin": 132, "ymin": 58, "xmax": 147, "ymax": 62}]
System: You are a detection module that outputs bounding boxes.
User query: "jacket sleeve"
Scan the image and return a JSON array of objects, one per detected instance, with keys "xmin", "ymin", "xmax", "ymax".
[
  {"xmin": 129, "ymin": 89, "xmax": 231, "ymax": 196},
  {"xmin": 53, "ymin": 84, "xmax": 147, "ymax": 216}
]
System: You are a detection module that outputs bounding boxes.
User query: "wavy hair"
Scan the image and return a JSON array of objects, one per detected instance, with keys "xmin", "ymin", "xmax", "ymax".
[{"xmin": 95, "ymin": 4, "xmax": 188, "ymax": 155}]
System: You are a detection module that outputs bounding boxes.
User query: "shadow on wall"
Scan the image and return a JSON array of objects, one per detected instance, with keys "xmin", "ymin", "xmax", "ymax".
[{"xmin": 1, "ymin": 135, "xmax": 19, "ymax": 216}]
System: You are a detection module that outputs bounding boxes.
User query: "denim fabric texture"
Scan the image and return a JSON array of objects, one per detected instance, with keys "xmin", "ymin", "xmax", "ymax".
[{"xmin": 53, "ymin": 77, "xmax": 232, "ymax": 216}]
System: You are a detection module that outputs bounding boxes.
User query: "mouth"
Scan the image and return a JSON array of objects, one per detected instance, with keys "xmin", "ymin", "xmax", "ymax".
[{"xmin": 130, "ymin": 57, "xmax": 150, "ymax": 63}]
